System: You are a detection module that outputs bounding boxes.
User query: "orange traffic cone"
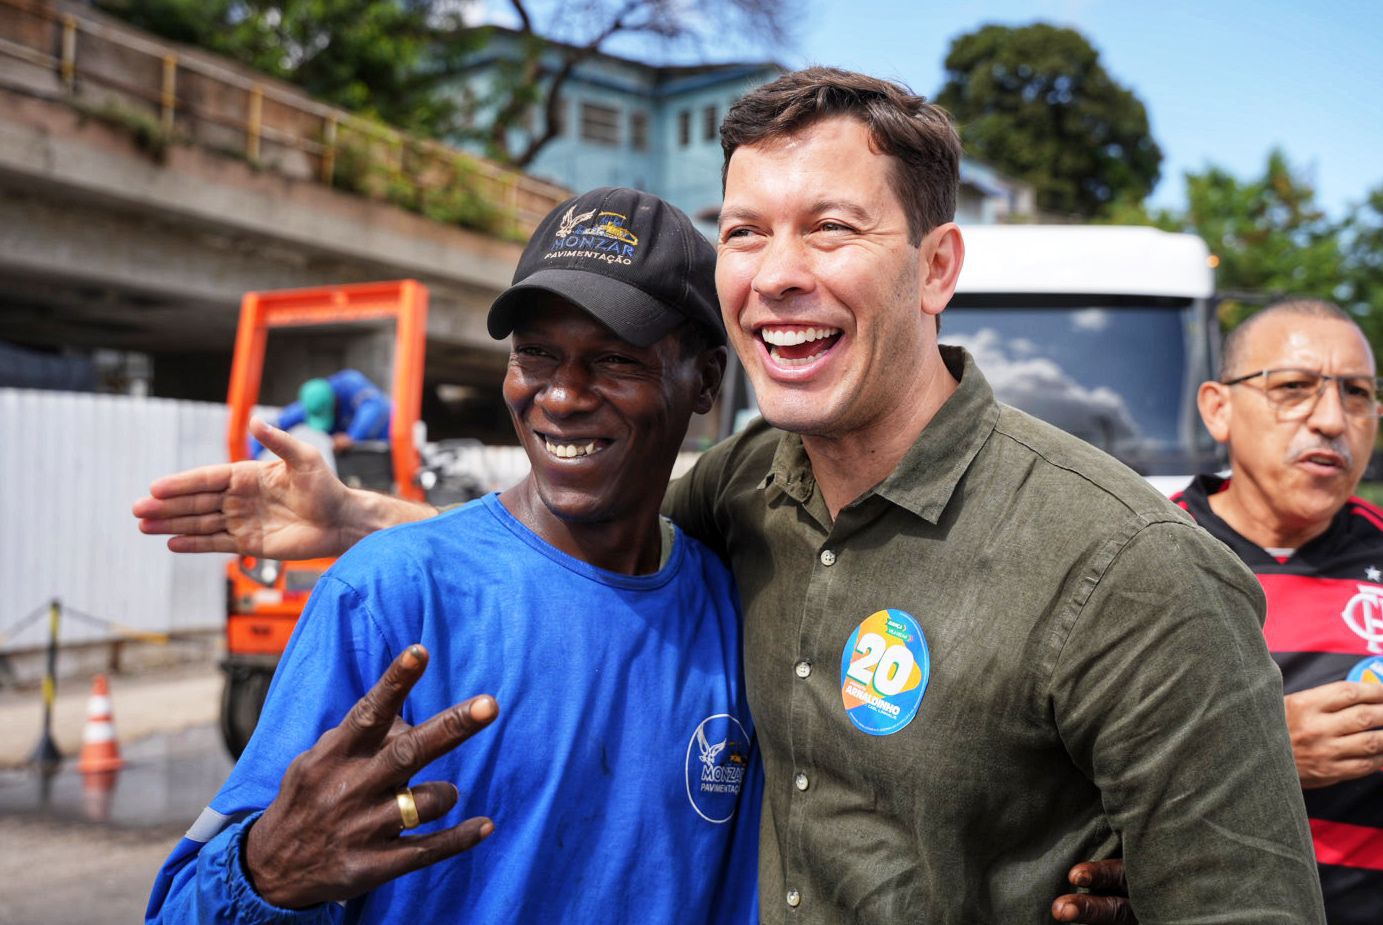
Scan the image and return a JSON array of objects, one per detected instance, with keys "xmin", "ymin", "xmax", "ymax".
[
  {"xmin": 77, "ymin": 674, "xmax": 125, "ymax": 773},
  {"xmin": 82, "ymin": 769, "xmax": 119, "ymax": 822}
]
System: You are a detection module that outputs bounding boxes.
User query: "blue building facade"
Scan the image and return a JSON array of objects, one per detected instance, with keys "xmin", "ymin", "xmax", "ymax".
[{"xmin": 452, "ymin": 30, "xmax": 1031, "ymax": 235}]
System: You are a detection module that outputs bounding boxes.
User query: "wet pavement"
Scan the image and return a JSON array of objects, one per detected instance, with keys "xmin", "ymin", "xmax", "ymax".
[
  {"xmin": 0, "ymin": 723, "xmax": 234, "ymax": 924},
  {"xmin": 0, "ymin": 722, "xmax": 231, "ymax": 828}
]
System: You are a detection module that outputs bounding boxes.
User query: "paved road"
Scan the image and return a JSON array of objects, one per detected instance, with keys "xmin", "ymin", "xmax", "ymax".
[
  {"xmin": 0, "ymin": 723, "xmax": 232, "ymax": 924},
  {"xmin": 0, "ymin": 661, "xmax": 221, "ymax": 768},
  {"xmin": 0, "ymin": 813, "xmax": 184, "ymax": 924}
]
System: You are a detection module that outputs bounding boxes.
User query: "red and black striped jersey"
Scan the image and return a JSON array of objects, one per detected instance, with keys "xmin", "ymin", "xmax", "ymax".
[{"xmin": 1175, "ymin": 474, "xmax": 1383, "ymax": 924}]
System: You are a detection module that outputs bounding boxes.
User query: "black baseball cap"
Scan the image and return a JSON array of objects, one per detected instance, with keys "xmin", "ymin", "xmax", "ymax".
[{"xmin": 487, "ymin": 187, "xmax": 725, "ymax": 347}]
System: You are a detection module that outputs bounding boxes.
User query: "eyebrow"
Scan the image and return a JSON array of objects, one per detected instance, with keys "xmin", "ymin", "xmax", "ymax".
[
  {"xmin": 718, "ymin": 199, "xmax": 875, "ymax": 230},
  {"xmin": 718, "ymin": 205, "xmax": 761, "ymax": 230},
  {"xmin": 809, "ymin": 199, "xmax": 874, "ymax": 224}
]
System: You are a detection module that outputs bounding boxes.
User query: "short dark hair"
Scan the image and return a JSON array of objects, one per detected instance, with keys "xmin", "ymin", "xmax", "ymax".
[
  {"xmin": 1221, "ymin": 299, "xmax": 1361, "ymax": 378},
  {"xmin": 719, "ymin": 67, "xmax": 962, "ymax": 246}
]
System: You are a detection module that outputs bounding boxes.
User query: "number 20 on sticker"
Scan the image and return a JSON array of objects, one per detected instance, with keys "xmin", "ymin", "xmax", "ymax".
[{"xmin": 839, "ymin": 609, "xmax": 930, "ymax": 736}]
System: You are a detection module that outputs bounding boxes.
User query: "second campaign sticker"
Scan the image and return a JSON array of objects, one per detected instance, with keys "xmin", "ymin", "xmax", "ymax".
[
  {"xmin": 1347, "ymin": 655, "xmax": 1383, "ymax": 684},
  {"xmin": 840, "ymin": 608, "xmax": 930, "ymax": 736}
]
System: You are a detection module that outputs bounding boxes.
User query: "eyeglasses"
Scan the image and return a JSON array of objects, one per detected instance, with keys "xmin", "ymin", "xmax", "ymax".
[{"xmin": 1222, "ymin": 368, "xmax": 1383, "ymax": 420}]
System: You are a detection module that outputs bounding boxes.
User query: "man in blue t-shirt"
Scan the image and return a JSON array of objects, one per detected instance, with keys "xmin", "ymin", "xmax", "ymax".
[
  {"xmin": 248, "ymin": 369, "xmax": 392, "ymax": 459},
  {"xmin": 145, "ymin": 188, "xmax": 760, "ymax": 923}
]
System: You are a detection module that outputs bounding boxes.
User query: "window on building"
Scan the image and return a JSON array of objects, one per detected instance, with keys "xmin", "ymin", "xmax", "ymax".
[
  {"xmin": 678, "ymin": 109, "xmax": 691, "ymax": 147},
  {"xmin": 579, "ymin": 101, "xmax": 620, "ymax": 145},
  {"xmin": 703, "ymin": 104, "xmax": 717, "ymax": 142},
  {"xmin": 552, "ymin": 96, "xmax": 567, "ymax": 136},
  {"xmin": 629, "ymin": 111, "xmax": 649, "ymax": 151}
]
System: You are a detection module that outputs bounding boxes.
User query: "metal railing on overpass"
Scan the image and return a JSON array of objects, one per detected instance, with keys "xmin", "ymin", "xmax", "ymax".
[{"xmin": 0, "ymin": 0, "xmax": 569, "ymax": 239}]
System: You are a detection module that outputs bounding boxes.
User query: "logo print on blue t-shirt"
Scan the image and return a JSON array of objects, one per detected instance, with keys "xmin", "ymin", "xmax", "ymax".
[{"xmin": 684, "ymin": 714, "xmax": 749, "ymax": 823}]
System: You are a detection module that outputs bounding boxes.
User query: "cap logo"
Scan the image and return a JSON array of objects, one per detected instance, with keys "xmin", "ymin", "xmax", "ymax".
[{"xmin": 548, "ymin": 205, "xmax": 639, "ymax": 266}]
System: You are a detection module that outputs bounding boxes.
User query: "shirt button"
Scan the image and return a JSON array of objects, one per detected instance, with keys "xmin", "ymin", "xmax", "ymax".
[
  {"xmin": 794, "ymin": 660, "xmax": 812, "ymax": 679},
  {"xmin": 786, "ymin": 890, "xmax": 801, "ymax": 908},
  {"xmin": 819, "ymin": 549, "xmax": 836, "ymax": 566},
  {"xmin": 795, "ymin": 772, "xmax": 809, "ymax": 791}
]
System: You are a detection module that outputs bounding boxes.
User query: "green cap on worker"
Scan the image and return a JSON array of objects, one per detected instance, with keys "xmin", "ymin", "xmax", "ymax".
[{"xmin": 299, "ymin": 378, "xmax": 336, "ymax": 432}]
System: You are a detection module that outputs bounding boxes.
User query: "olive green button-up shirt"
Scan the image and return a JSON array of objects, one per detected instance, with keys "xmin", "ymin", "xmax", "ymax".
[{"xmin": 665, "ymin": 348, "xmax": 1323, "ymax": 924}]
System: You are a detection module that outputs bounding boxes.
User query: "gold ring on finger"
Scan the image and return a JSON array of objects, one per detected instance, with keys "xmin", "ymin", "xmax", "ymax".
[{"xmin": 396, "ymin": 786, "xmax": 421, "ymax": 830}]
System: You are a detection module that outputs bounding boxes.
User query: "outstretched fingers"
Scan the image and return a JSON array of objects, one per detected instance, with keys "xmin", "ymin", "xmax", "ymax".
[
  {"xmin": 374, "ymin": 694, "xmax": 499, "ymax": 783},
  {"xmin": 133, "ymin": 489, "xmax": 226, "ymax": 522},
  {"xmin": 146, "ymin": 464, "xmax": 234, "ymax": 501},
  {"xmin": 138, "ymin": 511, "xmax": 228, "ymax": 538},
  {"xmin": 385, "ymin": 815, "xmax": 496, "ymax": 881},
  {"xmin": 165, "ymin": 532, "xmax": 238, "ymax": 554},
  {"xmin": 341, "ymin": 646, "xmax": 433, "ymax": 753},
  {"xmin": 251, "ymin": 416, "xmax": 318, "ymax": 468}
]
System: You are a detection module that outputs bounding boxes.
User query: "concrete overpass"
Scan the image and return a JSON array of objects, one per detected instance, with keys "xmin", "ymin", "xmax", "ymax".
[{"xmin": 0, "ymin": 0, "xmax": 570, "ymax": 439}]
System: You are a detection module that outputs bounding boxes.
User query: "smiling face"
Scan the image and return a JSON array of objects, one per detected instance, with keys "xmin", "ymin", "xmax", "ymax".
[
  {"xmin": 503, "ymin": 296, "xmax": 721, "ymax": 530},
  {"xmin": 1199, "ymin": 312, "xmax": 1378, "ymax": 545},
  {"xmin": 716, "ymin": 116, "xmax": 957, "ymax": 443}
]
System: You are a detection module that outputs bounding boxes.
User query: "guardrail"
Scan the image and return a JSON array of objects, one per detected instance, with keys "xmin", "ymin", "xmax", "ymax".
[{"xmin": 0, "ymin": 0, "xmax": 568, "ymax": 238}]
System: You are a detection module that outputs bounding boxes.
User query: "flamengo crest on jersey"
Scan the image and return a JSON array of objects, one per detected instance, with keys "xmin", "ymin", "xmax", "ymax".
[
  {"xmin": 1342, "ymin": 583, "xmax": 1383, "ymax": 653},
  {"xmin": 684, "ymin": 714, "xmax": 750, "ymax": 823}
]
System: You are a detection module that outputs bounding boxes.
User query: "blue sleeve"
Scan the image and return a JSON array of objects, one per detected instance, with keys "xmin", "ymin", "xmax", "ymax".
[
  {"xmin": 250, "ymin": 403, "xmax": 306, "ymax": 458},
  {"xmin": 345, "ymin": 396, "xmax": 391, "ymax": 442},
  {"xmin": 146, "ymin": 813, "xmax": 339, "ymax": 925},
  {"xmin": 145, "ymin": 574, "xmax": 393, "ymax": 923}
]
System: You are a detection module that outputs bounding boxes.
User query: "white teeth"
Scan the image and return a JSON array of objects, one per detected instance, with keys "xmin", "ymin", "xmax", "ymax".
[
  {"xmin": 544, "ymin": 439, "xmax": 601, "ymax": 459},
  {"xmin": 760, "ymin": 326, "xmax": 840, "ymax": 347},
  {"xmin": 769, "ymin": 347, "xmax": 820, "ymax": 367}
]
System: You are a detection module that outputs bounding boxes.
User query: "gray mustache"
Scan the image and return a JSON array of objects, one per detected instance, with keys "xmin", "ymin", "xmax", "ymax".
[{"xmin": 1288, "ymin": 438, "xmax": 1355, "ymax": 468}]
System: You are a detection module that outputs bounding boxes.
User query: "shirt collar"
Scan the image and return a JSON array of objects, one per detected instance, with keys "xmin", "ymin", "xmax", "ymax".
[{"xmin": 758, "ymin": 346, "xmax": 1000, "ymax": 523}]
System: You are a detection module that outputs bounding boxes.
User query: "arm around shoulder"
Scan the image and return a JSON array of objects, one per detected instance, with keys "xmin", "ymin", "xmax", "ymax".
[
  {"xmin": 662, "ymin": 420, "xmax": 777, "ymax": 558},
  {"xmin": 1051, "ymin": 518, "xmax": 1324, "ymax": 923}
]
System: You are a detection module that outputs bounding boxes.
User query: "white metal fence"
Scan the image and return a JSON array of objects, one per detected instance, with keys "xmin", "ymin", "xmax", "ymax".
[
  {"xmin": 0, "ymin": 388, "xmax": 230, "ymax": 653},
  {"xmin": 0, "ymin": 388, "xmax": 703, "ymax": 656}
]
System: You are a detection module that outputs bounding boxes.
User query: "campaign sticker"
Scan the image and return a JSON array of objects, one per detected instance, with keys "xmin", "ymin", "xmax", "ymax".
[
  {"xmin": 840, "ymin": 609, "xmax": 929, "ymax": 736},
  {"xmin": 1347, "ymin": 655, "xmax": 1383, "ymax": 685}
]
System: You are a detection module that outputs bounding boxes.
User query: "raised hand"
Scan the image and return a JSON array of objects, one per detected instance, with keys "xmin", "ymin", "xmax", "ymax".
[
  {"xmin": 1051, "ymin": 859, "xmax": 1135, "ymax": 924},
  {"xmin": 244, "ymin": 645, "xmax": 499, "ymax": 908},
  {"xmin": 1285, "ymin": 680, "xmax": 1383, "ymax": 789},
  {"xmin": 134, "ymin": 417, "xmax": 370, "ymax": 559}
]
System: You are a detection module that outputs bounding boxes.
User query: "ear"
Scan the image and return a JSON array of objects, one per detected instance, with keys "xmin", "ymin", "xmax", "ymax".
[
  {"xmin": 920, "ymin": 223, "xmax": 964, "ymax": 318},
  {"xmin": 694, "ymin": 346, "xmax": 728, "ymax": 415},
  {"xmin": 1197, "ymin": 380, "xmax": 1232, "ymax": 444}
]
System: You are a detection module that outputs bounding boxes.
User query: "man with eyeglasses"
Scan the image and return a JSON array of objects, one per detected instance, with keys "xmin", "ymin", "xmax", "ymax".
[{"xmin": 1171, "ymin": 298, "xmax": 1383, "ymax": 924}]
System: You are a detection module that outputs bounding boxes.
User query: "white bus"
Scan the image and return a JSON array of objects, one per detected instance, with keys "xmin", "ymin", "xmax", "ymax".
[
  {"xmin": 718, "ymin": 225, "xmax": 1223, "ymax": 494},
  {"xmin": 947, "ymin": 225, "xmax": 1221, "ymax": 493}
]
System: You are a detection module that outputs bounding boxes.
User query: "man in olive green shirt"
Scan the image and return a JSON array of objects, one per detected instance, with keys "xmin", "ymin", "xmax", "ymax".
[
  {"xmin": 136, "ymin": 68, "xmax": 1324, "ymax": 923},
  {"xmin": 659, "ymin": 67, "xmax": 1322, "ymax": 922}
]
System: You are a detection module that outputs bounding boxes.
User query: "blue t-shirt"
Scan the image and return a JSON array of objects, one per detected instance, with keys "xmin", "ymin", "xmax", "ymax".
[{"xmin": 147, "ymin": 493, "xmax": 760, "ymax": 924}]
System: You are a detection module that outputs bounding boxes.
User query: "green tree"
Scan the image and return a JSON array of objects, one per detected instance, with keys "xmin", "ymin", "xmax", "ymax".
[
  {"xmin": 1170, "ymin": 151, "xmax": 1343, "ymax": 330},
  {"xmin": 936, "ymin": 22, "xmax": 1162, "ymax": 219},
  {"xmin": 98, "ymin": 0, "xmax": 795, "ymax": 166},
  {"xmin": 1186, "ymin": 151, "xmax": 1340, "ymax": 301},
  {"xmin": 472, "ymin": 0, "xmax": 794, "ymax": 169},
  {"xmin": 1119, "ymin": 152, "xmax": 1383, "ymax": 357},
  {"xmin": 1340, "ymin": 185, "xmax": 1383, "ymax": 346},
  {"xmin": 95, "ymin": 0, "xmax": 475, "ymax": 136}
]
